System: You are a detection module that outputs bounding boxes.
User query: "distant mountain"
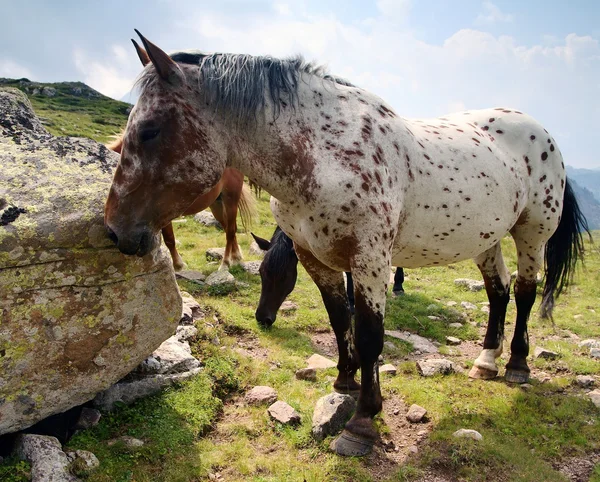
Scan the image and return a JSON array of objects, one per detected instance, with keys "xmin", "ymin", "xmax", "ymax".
[
  {"xmin": 570, "ymin": 179, "xmax": 600, "ymax": 230},
  {"xmin": 566, "ymin": 166, "xmax": 600, "ymax": 203},
  {"xmin": 0, "ymin": 78, "xmax": 130, "ymax": 143}
]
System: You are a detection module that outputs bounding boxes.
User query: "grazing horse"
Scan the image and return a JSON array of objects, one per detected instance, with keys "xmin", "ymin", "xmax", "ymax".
[
  {"xmin": 104, "ymin": 31, "xmax": 589, "ymax": 456},
  {"xmin": 252, "ymin": 228, "xmax": 404, "ymax": 324},
  {"xmin": 107, "ymin": 135, "xmax": 255, "ymax": 270}
]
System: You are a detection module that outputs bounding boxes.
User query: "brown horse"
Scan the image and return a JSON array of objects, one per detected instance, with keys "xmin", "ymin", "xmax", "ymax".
[{"xmin": 108, "ymin": 136, "xmax": 255, "ymax": 270}]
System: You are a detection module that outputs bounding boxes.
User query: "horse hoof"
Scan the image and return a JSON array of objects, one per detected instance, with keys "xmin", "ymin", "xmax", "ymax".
[
  {"xmin": 505, "ymin": 369, "xmax": 530, "ymax": 384},
  {"xmin": 468, "ymin": 365, "xmax": 498, "ymax": 380},
  {"xmin": 333, "ymin": 386, "xmax": 361, "ymax": 399},
  {"xmin": 330, "ymin": 430, "xmax": 374, "ymax": 457},
  {"xmin": 173, "ymin": 262, "xmax": 187, "ymax": 272}
]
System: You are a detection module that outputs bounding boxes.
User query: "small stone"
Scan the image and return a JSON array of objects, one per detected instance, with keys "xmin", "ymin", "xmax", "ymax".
[
  {"xmin": 426, "ymin": 304, "xmax": 439, "ymax": 312},
  {"xmin": 534, "ymin": 347, "xmax": 560, "ymax": 360},
  {"xmin": 268, "ymin": 400, "xmax": 301, "ymax": 425},
  {"xmin": 408, "ymin": 445, "xmax": 419, "ymax": 454},
  {"xmin": 461, "ymin": 301, "xmax": 478, "ymax": 310},
  {"xmin": 176, "ymin": 325, "xmax": 198, "ymax": 342},
  {"xmin": 307, "ymin": 353, "xmax": 337, "ymax": 369},
  {"xmin": 108, "ymin": 436, "xmax": 144, "ymax": 447},
  {"xmin": 194, "ymin": 211, "xmax": 222, "ymax": 228},
  {"xmin": 280, "ymin": 300, "xmax": 298, "ymax": 312},
  {"xmin": 575, "ymin": 375, "xmax": 595, "ymax": 388},
  {"xmin": 176, "ymin": 270, "xmax": 206, "ymax": 284},
  {"xmin": 249, "ymin": 240, "xmax": 266, "ymax": 257},
  {"xmin": 453, "ymin": 429, "xmax": 483, "ymax": 441},
  {"xmin": 393, "ymin": 409, "xmax": 400, "ymax": 416},
  {"xmin": 480, "ymin": 305, "xmax": 490, "ymax": 314},
  {"xmin": 449, "ymin": 323, "xmax": 463, "ymax": 329},
  {"xmin": 406, "ymin": 404, "xmax": 427, "ymax": 423},
  {"xmin": 446, "ymin": 336, "xmax": 461, "ymax": 346},
  {"xmin": 385, "ymin": 330, "xmax": 439, "ymax": 354},
  {"xmin": 579, "ymin": 339, "xmax": 600, "ymax": 350},
  {"xmin": 71, "ymin": 450, "xmax": 100, "ymax": 470},
  {"xmin": 74, "ymin": 408, "xmax": 102, "ymax": 430},
  {"xmin": 380, "ymin": 364, "xmax": 397, "ymax": 376},
  {"xmin": 590, "ymin": 348, "xmax": 600, "ymax": 359},
  {"xmin": 14, "ymin": 434, "xmax": 78, "ymax": 482},
  {"xmin": 206, "ymin": 247, "xmax": 225, "ymax": 261},
  {"xmin": 245, "ymin": 386, "xmax": 278, "ymax": 405},
  {"xmin": 416, "ymin": 359, "xmax": 455, "ymax": 377},
  {"xmin": 454, "ymin": 278, "xmax": 484, "ymax": 292},
  {"xmin": 150, "ymin": 336, "xmax": 200, "ymax": 374},
  {"xmin": 241, "ymin": 260, "xmax": 261, "ymax": 275},
  {"xmin": 427, "ymin": 315, "xmax": 441, "ymax": 321},
  {"xmin": 574, "ymin": 314, "xmax": 584, "ymax": 320},
  {"xmin": 205, "ymin": 270, "xmax": 236, "ymax": 289},
  {"xmin": 520, "ymin": 383, "xmax": 533, "ymax": 390},
  {"xmin": 384, "ymin": 341, "xmax": 396, "ymax": 350},
  {"xmin": 446, "ymin": 301, "xmax": 458, "ymax": 307},
  {"xmin": 295, "ymin": 367, "xmax": 317, "ymax": 381},
  {"xmin": 588, "ymin": 390, "xmax": 600, "ymax": 409},
  {"xmin": 312, "ymin": 393, "xmax": 356, "ymax": 440}
]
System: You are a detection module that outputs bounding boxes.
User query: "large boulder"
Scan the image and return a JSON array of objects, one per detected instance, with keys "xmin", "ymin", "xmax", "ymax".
[{"xmin": 0, "ymin": 89, "xmax": 182, "ymax": 435}]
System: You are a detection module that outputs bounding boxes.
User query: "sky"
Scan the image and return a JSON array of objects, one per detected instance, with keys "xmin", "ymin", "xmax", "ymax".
[{"xmin": 1, "ymin": 0, "xmax": 599, "ymax": 169}]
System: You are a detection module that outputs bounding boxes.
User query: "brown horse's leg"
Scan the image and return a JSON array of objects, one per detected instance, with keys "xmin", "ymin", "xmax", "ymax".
[
  {"xmin": 162, "ymin": 223, "xmax": 186, "ymax": 271},
  {"xmin": 294, "ymin": 245, "xmax": 360, "ymax": 393},
  {"xmin": 214, "ymin": 169, "xmax": 244, "ymax": 269}
]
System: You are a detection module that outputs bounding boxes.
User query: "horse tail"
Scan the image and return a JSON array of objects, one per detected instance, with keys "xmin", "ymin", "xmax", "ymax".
[
  {"xmin": 237, "ymin": 182, "xmax": 257, "ymax": 232},
  {"xmin": 540, "ymin": 177, "xmax": 591, "ymax": 319},
  {"xmin": 106, "ymin": 129, "xmax": 125, "ymax": 153}
]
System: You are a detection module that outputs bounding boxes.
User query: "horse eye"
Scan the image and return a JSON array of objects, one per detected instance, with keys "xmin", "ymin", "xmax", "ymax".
[{"xmin": 140, "ymin": 128, "xmax": 160, "ymax": 142}]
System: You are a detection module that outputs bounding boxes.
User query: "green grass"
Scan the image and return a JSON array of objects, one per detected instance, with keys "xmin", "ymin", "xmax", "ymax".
[{"xmin": 2, "ymin": 188, "xmax": 599, "ymax": 481}]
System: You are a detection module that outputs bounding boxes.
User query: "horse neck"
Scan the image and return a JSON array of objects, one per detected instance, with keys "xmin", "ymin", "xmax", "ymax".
[{"xmin": 227, "ymin": 75, "xmax": 337, "ymax": 204}]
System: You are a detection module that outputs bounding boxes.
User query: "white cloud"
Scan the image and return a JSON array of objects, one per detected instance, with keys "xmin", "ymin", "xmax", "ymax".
[
  {"xmin": 475, "ymin": 1, "xmax": 513, "ymax": 25},
  {"xmin": 0, "ymin": 59, "xmax": 32, "ymax": 79}
]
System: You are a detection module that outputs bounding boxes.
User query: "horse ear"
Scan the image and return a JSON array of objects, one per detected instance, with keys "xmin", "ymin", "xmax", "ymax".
[
  {"xmin": 131, "ymin": 39, "xmax": 150, "ymax": 66},
  {"xmin": 251, "ymin": 232, "xmax": 271, "ymax": 251},
  {"xmin": 134, "ymin": 29, "xmax": 180, "ymax": 83}
]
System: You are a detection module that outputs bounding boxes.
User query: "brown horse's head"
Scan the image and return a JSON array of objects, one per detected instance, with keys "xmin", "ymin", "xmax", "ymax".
[{"xmin": 104, "ymin": 31, "xmax": 226, "ymax": 256}]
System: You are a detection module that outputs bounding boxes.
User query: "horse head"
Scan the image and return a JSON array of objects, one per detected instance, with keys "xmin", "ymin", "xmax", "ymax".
[{"xmin": 104, "ymin": 31, "xmax": 227, "ymax": 256}]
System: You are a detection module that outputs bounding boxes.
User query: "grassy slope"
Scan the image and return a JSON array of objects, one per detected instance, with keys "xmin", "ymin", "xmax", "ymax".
[
  {"xmin": 31, "ymin": 193, "xmax": 597, "ymax": 482},
  {"xmin": 0, "ymin": 79, "xmax": 129, "ymax": 143}
]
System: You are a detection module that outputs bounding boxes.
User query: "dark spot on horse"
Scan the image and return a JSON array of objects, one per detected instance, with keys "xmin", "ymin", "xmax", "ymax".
[
  {"xmin": 342, "ymin": 205, "xmax": 350, "ymax": 212},
  {"xmin": 530, "ymin": 135, "xmax": 536, "ymax": 141},
  {"xmin": 541, "ymin": 152, "xmax": 548, "ymax": 161},
  {"xmin": 361, "ymin": 183, "xmax": 369, "ymax": 192},
  {"xmin": 322, "ymin": 226, "xmax": 329, "ymax": 235},
  {"xmin": 482, "ymin": 126, "xmax": 489, "ymax": 131},
  {"xmin": 550, "ymin": 144, "xmax": 555, "ymax": 152},
  {"xmin": 424, "ymin": 154, "xmax": 430, "ymax": 160}
]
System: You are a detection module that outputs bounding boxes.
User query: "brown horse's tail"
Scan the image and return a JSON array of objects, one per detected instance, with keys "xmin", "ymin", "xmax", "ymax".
[{"xmin": 238, "ymin": 182, "xmax": 257, "ymax": 232}]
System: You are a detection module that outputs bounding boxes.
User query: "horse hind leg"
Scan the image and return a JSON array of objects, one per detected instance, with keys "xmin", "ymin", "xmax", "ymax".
[
  {"xmin": 162, "ymin": 223, "xmax": 186, "ymax": 271},
  {"xmin": 469, "ymin": 243, "xmax": 511, "ymax": 380},
  {"xmin": 504, "ymin": 234, "xmax": 545, "ymax": 384}
]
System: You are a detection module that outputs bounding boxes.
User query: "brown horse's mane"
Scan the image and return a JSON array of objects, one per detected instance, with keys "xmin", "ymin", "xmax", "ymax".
[
  {"xmin": 135, "ymin": 51, "xmax": 356, "ymax": 126},
  {"xmin": 106, "ymin": 131, "xmax": 124, "ymax": 154}
]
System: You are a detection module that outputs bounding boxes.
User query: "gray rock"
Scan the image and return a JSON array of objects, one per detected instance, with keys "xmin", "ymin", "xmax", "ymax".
[
  {"xmin": 179, "ymin": 291, "xmax": 203, "ymax": 324},
  {"xmin": 241, "ymin": 260, "xmax": 261, "ymax": 275},
  {"xmin": 206, "ymin": 247, "xmax": 225, "ymax": 261},
  {"xmin": 385, "ymin": 330, "xmax": 439, "ymax": 354},
  {"xmin": 453, "ymin": 429, "xmax": 483, "ymax": 441},
  {"xmin": 426, "ymin": 304, "xmax": 439, "ymax": 312},
  {"xmin": 107, "ymin": 436, "xmax": 144, "ymax": 448},
  {"xmin": 268, "ymin": 400, "xmax": 301, "ymax": 425},
  {"xmin": 14, "ymin": 434, "xmax": 78, "ymax": 482},
  {"xmin": 149, "ymin": 336, "xmax": 200, "ymax": 374},
  {"xmin": 295, "ymin": 368, "xmax": 317, "ymax": 381},
  {"xmin": 380, "ymin": 364, "xmax": 397, "ymax": 376},
  {"xmin": 446, "ymin": 336, "xmax": 461, "ymax": 346},
  {"xmin": 307, "ymin": 354, "xmax": 337, "ymax": 369},
  {"xmin": 312, "ymin": 393, "xmax": 356, "ymax": 441},
  {"xmin": 176, "ymin": 270, "xmax": 206, "ymax": 284},
  {"xmin": 454, "ymin": 278, "xmax": 484, "ymax": 292},
  {"xmin": 205, "ymin": 270, "xmax": 236, "ymax": 288},
  {"xmin": 194, "ymin": 211, "xmax": 222, "ymax": 229},
  {"xmin": 534, "ymin": 347, "xmax": 560, "ymax": 360},
  {"xmin": 176, "ymin": 325, "xmax": 198, "ymax": 342},
  {"xmin": 588, "ymin": 389, "xmax": 600, "ymax": 409},
  {"xmin": 0, "ymin": 89, "xmax": 182, "ymax": 436},
  {"xmin": 406, "ymin": 404, "xmax": 427, "ymax": 423},
  {"xmin": 461, "ymin": 301, "xmax": 478, "ymax": 310},
  {"xmin": 416, "ymin": 359, "xmax": 455, "ymax": 377},
  {"xmin": 579, "ymin": 339, "xmax": 600, "ymax": 350},
  {"xmin": 591, "ymin": 348, "xmax": 600, "ymax": 359},
  {"xmin": 384, "ymin": 341, "xmax": 396, "ymax": 350},
  {"xmin": 93, "ymin": 368, "xmax": 202, "ymax": 411},
  {"xmin": 575, "ymin": 375, "xmax": 595, "ymax": 388},
  {"xmin": 446, "ymin": 301, "xmax": 458, "ymax": 307},
  {"xmin": 449, "ymin": 323, "xmax": 463, "ymax": 329},
  {"xmin": 249, "ymin": 241, "xmax": 266, "ymax": 257},
  {"xmin": 280, "ymin": 300, "xmax": 299, "ymax": 312},
  {"xmin": 481, "ymin": 305, "xmax": 490, "ymax": 314},
  {"xmin": 427, "ymin": 315, "xmax": 441, "ymax": 321},
  {"xmin": 245, "ymin": 386, "xmax": 278, "ymax": 406}
]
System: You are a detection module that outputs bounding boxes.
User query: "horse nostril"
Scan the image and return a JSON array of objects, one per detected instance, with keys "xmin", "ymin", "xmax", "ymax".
[{"xmin": 106, "ymin": 226, "xmax": 118, "ymax": 245}]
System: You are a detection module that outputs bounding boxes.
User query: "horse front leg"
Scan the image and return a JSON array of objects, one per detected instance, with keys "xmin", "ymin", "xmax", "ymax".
[
  {"xmin": 469, "ymin": 243, "xmax": 510, "ymax": 379},
  {"xmin": 332, "ymin": 254, "xmax": 389, "ymax": 457},
  {"xmin": 161, "ymin": 223, "xmax": 186, "ymax": 271},
  {"xmin": 294, "ymin": 245, "xmax": 360, "ymax": 395}
]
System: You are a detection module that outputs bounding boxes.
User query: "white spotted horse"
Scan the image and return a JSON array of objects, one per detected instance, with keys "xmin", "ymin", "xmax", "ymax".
[{"xmin": 104, "ymin": 31, "xmax": 589, "ymax": 457}]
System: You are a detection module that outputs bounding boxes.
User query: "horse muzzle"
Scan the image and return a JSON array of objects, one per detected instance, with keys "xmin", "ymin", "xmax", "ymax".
[{"xmin": 105, "ymin": 223, "xmax": 156, "ymax": 257}]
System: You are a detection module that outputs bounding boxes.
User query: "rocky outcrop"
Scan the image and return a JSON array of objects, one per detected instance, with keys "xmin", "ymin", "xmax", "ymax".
[{"xmin": 0, "ymin": 89, "xmax": 182, "ymax": 435}]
